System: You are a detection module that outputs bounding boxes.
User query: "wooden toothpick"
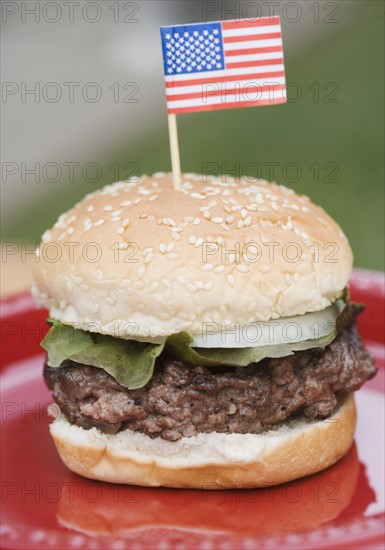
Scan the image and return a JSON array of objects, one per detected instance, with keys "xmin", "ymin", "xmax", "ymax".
[{"xmin": 168, "ymin": 113, "xmax": 181, "ymax": 191}]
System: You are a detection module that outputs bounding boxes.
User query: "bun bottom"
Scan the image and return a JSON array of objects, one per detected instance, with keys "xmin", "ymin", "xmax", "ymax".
[{"xmin": 49, "ymin": 394, "xmax": 356, "ymax": 489}]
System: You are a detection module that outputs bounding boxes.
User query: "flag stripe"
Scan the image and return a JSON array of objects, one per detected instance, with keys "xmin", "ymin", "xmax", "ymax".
[
  {"xmin": 222, "ymin": 17, "xmax": 280, "ymax": 30},
  {"xmin": 226, "ymin": 58, "xmax": 283, "ymax": 69},
  {"xmin": 225, "ymin": 51, "xmax": 283, "ymax": 63},
  {"xmin": 223, "ymin": 38, "xmax": 282, "ymax": 50},
  {"xmin": 166, "ymin": 84, "xmax": 286, "ymax": 102},
  {"xmin": 222, "ymin": 25, "xmax": 281, "ymax": 38},
  {"xmin": 168, "ymin": 96, "xmax": 287, "ymax": 114},
  {"xmin": 165, "ymin": 77, "xmax": 286, "ymax": 96},
  {"xmin": 165, "ymin": 67, "xmax": 285, "ymax": 85},
  {"xmin": 225, "ymin": 45, "xmax": 283, "ymax": 56},
  {"xmin": 168, "ymin": 92, "xmax": 286, "ymax": 109},
  {"xmin": 223, "ymin": 32, "xmax": 281, "ymax": 43}
]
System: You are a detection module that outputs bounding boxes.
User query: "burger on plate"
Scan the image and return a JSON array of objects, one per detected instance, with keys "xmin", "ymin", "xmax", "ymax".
[{"xmin": 32, "ymin": 173, "xmax": 376, "ymax": 488}]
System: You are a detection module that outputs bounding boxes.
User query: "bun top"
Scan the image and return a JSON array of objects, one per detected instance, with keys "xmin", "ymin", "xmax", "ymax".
[{"xmin": 32, "ymin": 173, "xmax": 352, "ymax": 339}]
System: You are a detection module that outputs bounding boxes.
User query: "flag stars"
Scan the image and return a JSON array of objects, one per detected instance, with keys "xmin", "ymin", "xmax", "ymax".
[{"xmin": 163, "ymin": 24, "xmax": 224, "ymax": 75}]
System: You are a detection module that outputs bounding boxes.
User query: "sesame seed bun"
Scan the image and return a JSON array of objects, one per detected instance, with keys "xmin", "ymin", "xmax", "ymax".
[
  {"xmin": 48, "ymin": 393, "xmax": 356, "ymax": 488},
  {"xmin": 32, "ymin": 173, "xmax": 352, "ymax": 339}
]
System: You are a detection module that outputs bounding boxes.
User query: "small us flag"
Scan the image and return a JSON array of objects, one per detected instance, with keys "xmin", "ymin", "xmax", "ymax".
[{"xmin": 160, "ymin": 17, "xmax": 286, "ymax": 114}]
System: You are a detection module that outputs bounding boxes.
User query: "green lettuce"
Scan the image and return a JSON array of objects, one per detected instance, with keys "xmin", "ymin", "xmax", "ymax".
[{"xmin": 42, "ymin": 323, "xmax": 164, "ymax": 389}]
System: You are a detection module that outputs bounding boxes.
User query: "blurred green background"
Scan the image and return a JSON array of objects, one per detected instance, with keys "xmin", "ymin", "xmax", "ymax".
[{"xmin": 3, "ymin": 0, "xmax": 384, "ymax": 270}]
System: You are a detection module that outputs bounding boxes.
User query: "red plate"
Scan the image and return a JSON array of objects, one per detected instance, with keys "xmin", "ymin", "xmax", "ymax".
[{"xmin": 1, "ymin": 269, "xmax": 384, "ymax": 550}]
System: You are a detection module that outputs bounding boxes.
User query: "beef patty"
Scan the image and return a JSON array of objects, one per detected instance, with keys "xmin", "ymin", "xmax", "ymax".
[{"xmin": 44, "ymin": 313, "xmax": 376, "ymax": 441}]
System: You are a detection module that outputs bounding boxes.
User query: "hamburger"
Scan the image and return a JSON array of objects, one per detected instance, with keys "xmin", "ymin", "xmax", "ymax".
[{"xmin": 32, "ymin": 172, "xmax": 376, "ymax": 488}]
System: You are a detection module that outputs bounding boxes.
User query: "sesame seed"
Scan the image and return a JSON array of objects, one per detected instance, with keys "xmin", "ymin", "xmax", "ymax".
[
  {"xmin": 204, "ymin": 281, "xmax": 214, "ymax": 290},
  {"xmin": 194, "ymin": 280, "xmax": 204, "ymax": 289},
  {"xmin": 259, "ymin": 264, "xmax": 271, "ymax": 272},
  {"xmin": 214, "ymin": 265, "xmax": 225, "ymax": 273},
  {"xmin": 163, "ymin": 217, "xmax": 176, "ymax": 226},
  {"xmin": 195, "ymin": 238, "xmax": 204, "ymax": 247},
  {"xmin": 189, "ymin": 236, "xmax": 196, "ymax": 245},
  {"xmin": 241, "ymin": 208, "xmax": 248, "ymax": 219},
  {"xmin": 257, "ymin": 206, "xmax": 268, "ymax": 212},
  {"xmin": 66, "ymin": 227, "xmax": 74, "ymax": 234},
  {"xmin": 171, "ymin": 231, "xmax": 181, "ymax": 241},
  {"xmin": 226, "ymin": 216, "xmax": 234, "ymax": 224},
  {"xmin": 201, "ymin": 263, "xmax": 213, "ymax": 271},
  {"xmin": 159, "ymin": 243, "xmax": 166, "ymax": 254},
  {"xmin": 203, "ymin": 211, "xmax": 211, "ymax": 219},
  {"xmin": 86, "ymin": 205, "xmax": 94, "ymax": 212},
  {"xmin": 149, "ymin": 281, "xmax": 159, "ymax": 293},
  {"xmin": 137, "ymin": 266, "xmax": 146, "ymax": 279},
  {"xmin": 227, "ymin": 274, "xmax": 235, "ymax": 287},
  {"xmin": 148, "ymin": 194, "xmax": 158, "ymax": 201},
  {"xmin": 162, "ymin": 278, "xmax": 172, "ymax": 289},
  {"xmin": 271, "ymin": 202, "xmax": 279, "ymax": 212},
  {"xmin": 191, "ymin": 193, "xmax": 206, "ymax": 199},
  {"xmin": 212, "ymin": 217, "xmax": 223, "ymax": 223},
  {"xmin": 236, "ymin": 265, "xmax": 249, "ymax": 273},
  {"xmin": 244, "ymin": 216, "xmax": 252, "ymax": 227},
  {"xmin": 120, "ymin": 200, "xmax": 131, "ymax": 207},
  {"xmin": 209, "ymin": 200, "xmax": 217, "ymax": 207},
  {"xmin": 116, "ymin": 227, "xmax": 124, "ymax": 234},
  {"xmin": 166, "ymin": 242, "xmax": 175, "ymax": 252},
  {"xmin": 96, "ymin": 269, "xmax": 103, "ymax": 280},
  {"xmin": 186, "ymin": 283, "xmax": 197, "ymax": 292},
  {"xmin": 133, "ymin": 281, "xmax": 144, "ymax": 290},
  {"xmin": 94, "ymin": 219, "xmax": 104, "ymax": 226},
  {"xmin": 104, "ymin": 205, "xmax": 113, "ymax": 211},
  {"xmin": 145, "ymin": 253, "xmax": 154, "ymax": 265},
  {"xmin": 193, "ymin": 217, "xmax": 201, "ymax": 225}
]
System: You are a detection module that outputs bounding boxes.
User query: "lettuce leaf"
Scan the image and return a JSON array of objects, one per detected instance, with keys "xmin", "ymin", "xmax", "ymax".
[{"xmin": 42, "ymin": 324, "xmax": 164, "ymax": 389}]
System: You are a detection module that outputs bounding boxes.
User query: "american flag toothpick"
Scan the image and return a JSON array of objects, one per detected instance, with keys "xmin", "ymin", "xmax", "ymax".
[{"xmin": 160, "ymin": 17, "xmax": 286, "ymax": 189}]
